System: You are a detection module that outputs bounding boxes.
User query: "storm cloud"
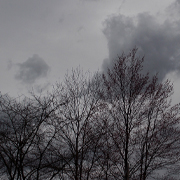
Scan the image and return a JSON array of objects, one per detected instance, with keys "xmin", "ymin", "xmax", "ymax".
[
  {"xmin": 15, "ymin": 54, "xmax": 50, "ymax": 84},
  {"xmin": 102, "ymin": 0, "xmax": 180, "ymax": 81}
]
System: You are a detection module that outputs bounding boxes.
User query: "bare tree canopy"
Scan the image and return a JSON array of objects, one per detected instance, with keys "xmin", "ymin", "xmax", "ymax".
[
  {"xmin": 0, "ymin": 48, "xmax": 180, "ymax": 180},
  {"xmin": 102, "ymin": 48, "xmax": 180, "ymax": 180}
]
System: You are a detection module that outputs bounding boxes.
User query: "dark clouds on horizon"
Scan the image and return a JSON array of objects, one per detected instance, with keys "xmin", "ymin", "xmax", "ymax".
[
  {"xmin": 102, "ymin": 0, "xmax": 180, "ymax": 81},
  {"xmin": 15, "ymin": 54, "xmax": 50, "ymax": 84}
]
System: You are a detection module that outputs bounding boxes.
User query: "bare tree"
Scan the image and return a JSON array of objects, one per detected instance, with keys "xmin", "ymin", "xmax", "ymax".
[
  {"xmin": 0, "ymin": 48, "xmax": 180, "ymax": 180},
  {"xmin": 0, "ymin": 92, "xmax": 65, "ymax": 180},
  {"xmin": 102, "ymin": 48, "xmax": 180, "ymax": 180},
  {"xmin": 49, "ymin": 68, "xmax": 105, "ymax": 180}
]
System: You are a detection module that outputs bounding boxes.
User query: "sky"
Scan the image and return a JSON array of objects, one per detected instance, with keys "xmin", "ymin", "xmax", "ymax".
[{"xmin": 0, "ymin": 0, "xmax": 180, "ymax": 104}]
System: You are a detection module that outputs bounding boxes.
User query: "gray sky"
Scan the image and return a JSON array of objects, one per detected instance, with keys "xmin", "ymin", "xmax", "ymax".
[{"xmin": 0, "ymin": 0, "xmax": 180, "ymax": 103}]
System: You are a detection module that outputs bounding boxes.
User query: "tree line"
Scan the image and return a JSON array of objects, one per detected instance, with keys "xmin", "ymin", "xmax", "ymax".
[{"xmin": 0, "ymin": 48, "xmax": 180, "ymax": 180}]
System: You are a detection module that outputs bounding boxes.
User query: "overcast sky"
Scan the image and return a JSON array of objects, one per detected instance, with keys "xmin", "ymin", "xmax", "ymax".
[{"xmin": 1, "ymin": 0, "xmax": 180, "ymax": 103}]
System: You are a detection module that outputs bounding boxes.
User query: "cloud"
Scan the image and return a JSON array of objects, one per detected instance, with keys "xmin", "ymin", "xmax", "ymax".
[
  {"xmin": 7, "ymin": 60, "xmax": 13, "ymax": 70},
  {"xmin": 102, "ymin": 0, "xmax": 180, "ymax": 81},
  {"xmin": 15, "ymin": 54, "xmax": 50, "ymax": 84},
  {"xmin": 77, "ymin": 26, "xmax": 84, "ymax": 33},
  {"xmin": 167, "ymin": 0, "xmax": 180, "ymax": 19},
  {"xmin": 34, "ymin": 82, "xmax": 51, "ymax": 94},
  {"xmin": 81, "ymin": 0, "xmax": 99, "ymax": 1}
]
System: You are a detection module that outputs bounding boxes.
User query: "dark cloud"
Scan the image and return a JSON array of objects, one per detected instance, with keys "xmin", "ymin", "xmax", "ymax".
[
  {"xmin": 102, "ymin": 0, "xmax": 180, "ymax": 81},
  {"xmin": 15, "ymin": 54, "xmax": 50, "ymax": 84}
]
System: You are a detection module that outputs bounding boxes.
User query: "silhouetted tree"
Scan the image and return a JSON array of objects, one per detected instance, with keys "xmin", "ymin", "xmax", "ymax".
[
  {"xmin": 0, "ymin": 48, "xmax": 180, "ymax": 180},
  {"xmin": 102, "ymin": 48, "xmax": 180, "ymax": 180},
  {"xmin": 48, "ymin": 68, "xmax": 105, "ymax": 180},
  {"xmin": 0, "ymin": 92, "xmax": 65, "ymax": 180}
]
